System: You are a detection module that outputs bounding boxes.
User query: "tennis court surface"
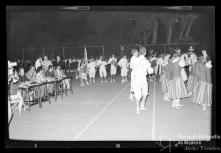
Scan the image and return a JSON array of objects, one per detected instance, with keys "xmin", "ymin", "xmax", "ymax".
[{"xmin": 9, "ymin": 77, "xmax": 211, "ymax": 141}]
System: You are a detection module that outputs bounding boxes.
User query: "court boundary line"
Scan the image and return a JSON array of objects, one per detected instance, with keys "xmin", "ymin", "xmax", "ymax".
[
  {"xmin": 73, "ymin": 83, "xmax": 130, "ymax": 140},
  {"xmin": 152, "ymin": 80, "xmax": 156, "ymax": 140}
]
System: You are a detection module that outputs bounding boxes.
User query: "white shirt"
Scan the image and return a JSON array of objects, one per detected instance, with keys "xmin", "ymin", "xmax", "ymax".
[
  {"xmin": 118, "ymin": 58, "xmax": 128, "ymax": 68},
  {"xmin": 88, "ymin": 61, "xmax": 96, "ymax": 70},
  {"xmin": 205, "ymin": 61, "xmax": 212, "ymax": 68},
  {"xmin": 133, "ymin": 55, "xmax": 153, "ymax": 77},
  {"xmin": 97, "ymin": 59, "xmax": 107, "ymax": 70},
  {"xmin": 42, "ymin": 60, "xmax": 52, "ymax": 70},
  {"xmin": 130, "ymin": 55, "xmax": 138, "ymax": 70},
  {"xmin": 157, "ymin": 57, "xmax": 163, "ymax": 66},
  {"xmin": 108, "ymin": 57, "xmax": 117, "ymax": 66},
  {"xmin": 35, "ymin": 59, "xmax": 42, "ymax": 70},
  {"xmin": 149, "ymin": 57, "xmax": 158, "ymax": 62}
]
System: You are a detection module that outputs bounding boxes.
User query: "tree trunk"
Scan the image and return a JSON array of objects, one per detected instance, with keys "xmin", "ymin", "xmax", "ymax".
[
  {"xmin": 185, "ymin": 15, "xmax": 198, "ymax": 38},
  {"xmin": 185, "ymin": 21, "xmax": 193, "ymax": 39},
  {"xmin": 143, "ymin": 31, "xmax": 148, "ymax": 46},
  {"xmin": 167, "ymin": 25, "xmax": 173, "ymax": 44},
  {"xmin": 147, "ymin": 30, "xmax": 152, "ymax": 45},
  {"xmin": 178, "ymin": 25, "xmax": 186, "ymax": 40},
  {"xmin": 152, "ymin": 16, "xmax": 158, "ymax": 44}
]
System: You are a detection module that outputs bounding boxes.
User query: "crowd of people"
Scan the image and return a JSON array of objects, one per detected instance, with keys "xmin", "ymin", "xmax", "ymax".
[
  {"xmin": 129, "ymin": 46, "xmax": 212, "ymax": 114},
  {"xmin": 8, "ymin": 45, "xmax": 213, "ymax": 119}
]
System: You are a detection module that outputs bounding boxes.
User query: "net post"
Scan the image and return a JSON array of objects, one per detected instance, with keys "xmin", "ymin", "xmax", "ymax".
[
  {"xmin": 63, "ymin": 47, "xmax": 65, "ymax": 59},
  {"xmin": 22, "ymin": 48, "xmax": 24, "ymax": 62},
  {"xmin": 120, "ymin": 45, "xmax": 122, "ymax": 58},
  {"xmin": 42, "ymin": 48, "xmax": 45, "ymax": 57},
  {"xmin": 164, "ymin": 44, "xmax": 166, "ymax": 54},
  {"xmin": 102, "ymin": 45, "xmax": 104, "ymax": 57}
]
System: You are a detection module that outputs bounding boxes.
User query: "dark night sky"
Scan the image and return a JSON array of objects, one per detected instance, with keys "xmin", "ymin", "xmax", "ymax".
[{"xmin": 7, "ymin": 6, "xmax": 214, "ymax": 60}]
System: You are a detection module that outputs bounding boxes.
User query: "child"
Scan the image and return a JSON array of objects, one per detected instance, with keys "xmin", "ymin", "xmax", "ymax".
[{"xmin": 79, "ymin": 60, "xmax": 89, "ymax": 86}]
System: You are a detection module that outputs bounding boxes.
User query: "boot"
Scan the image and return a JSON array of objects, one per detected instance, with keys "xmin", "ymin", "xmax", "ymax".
[
  {"xmin": 129, "ymin": 92, "xmax": 135, "ymax": 101},
  {"xmin": 163, "ymin": 93, "xmax": 170, "ymax": 101},
  {"xmin": 172, "ymin": 99, "xmax": 181, "ymax": 109},
  {"xmin": 176, "ymin": 99, "xmax": 183, "ymax": 107},
  {"xmin": 136, "ymin": 106, "xmax": 140, "ymax": 114},
  {"xmin": 86, "ymin": 81, "xmax": 89, "ymax": 85},
  {"xmin": 202, "ymin": 104, "xmax": 206, "ymax": 111}
]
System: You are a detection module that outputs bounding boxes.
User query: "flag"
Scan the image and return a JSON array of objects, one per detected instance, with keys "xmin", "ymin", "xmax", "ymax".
[{"xmin": 84, "ymin": 45, "xmax": 88, "ymax": 61}]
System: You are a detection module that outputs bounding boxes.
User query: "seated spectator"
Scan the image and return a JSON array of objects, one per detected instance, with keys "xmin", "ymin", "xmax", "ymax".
[
  {"xmin": 35, "ymin": 66, "xmax": 46, "ymax": 83},
  {"xmin": 45, "ymin": 65, "xmax": 55, "ymax": 94},
  {"xmin": 8, "ymin": 67, "xmax": 24, "ymax": 116},
  {"xmin": 35, "ymin": 66, "xmax": 46, "ymax": 98},
  {"xmin": 42, "ymin": 55, "xmax": 52, "ymax": 71},
  {"xmin": 45, "ymin": 65, "xmax": 55, "ymax": 78},
  {"xmin": 18, "ymin": 67, "xmax": 30, "ymax": 83},
  {"xmin": 54, "ymin": 65, "xmax": 71, "ymax": 89},
  {"xmin": 25, "ymin": 66, "xmax": 36, "ymax": 81},
  {"xmin": 53, "ymin": 65, "xmax": 63, "ymax": 78}
]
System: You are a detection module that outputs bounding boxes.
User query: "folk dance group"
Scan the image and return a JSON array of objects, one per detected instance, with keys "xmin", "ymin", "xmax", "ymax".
[
  {"xmin": 77, "ymin": 54, "xmax": 130, "ymax": 86},
  {"xmin": 159, "ymin": 47, "xmax": 212, "ymax": 111},
  {"xmin": 8, "ymin": 46, "xmax": 212, "ymax": 119},
  {"xmin": 129, "ymin": 46, "xmax": 212, "ymax": 114}
]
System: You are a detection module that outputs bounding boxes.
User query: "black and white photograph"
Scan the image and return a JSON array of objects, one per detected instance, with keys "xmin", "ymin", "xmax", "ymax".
[{"xmin": 5, "ymin": 5, "xmax": 217, "ymax": 149}]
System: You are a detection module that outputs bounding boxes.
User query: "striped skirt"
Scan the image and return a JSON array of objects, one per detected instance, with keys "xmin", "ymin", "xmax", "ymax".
[
  {"xmin": 192, "ymin": 81, "xmax": 212, "ymax": 106},
  {"xmin": 161, "ymin": 75, "xmax": 168, "ymax": 94},
  {"xmin": 168, "ymin": 77, "xmax": 189, "ymax": 100},
  {"xmin": 187, "ymin": 75, "xmax": 198, "ymax": 93}
]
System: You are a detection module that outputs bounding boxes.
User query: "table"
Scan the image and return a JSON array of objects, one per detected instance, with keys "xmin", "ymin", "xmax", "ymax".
[
  {"xmin": 47, "ymin": 77, "xmax": 64, "ymax": 102},
  {"xmin": 18, "ymin": 81, "xmax": 40, "ymax": 111},
  {"xmin": 61, "ymin": 76, "xmax": 73, "ymax": 97}
]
